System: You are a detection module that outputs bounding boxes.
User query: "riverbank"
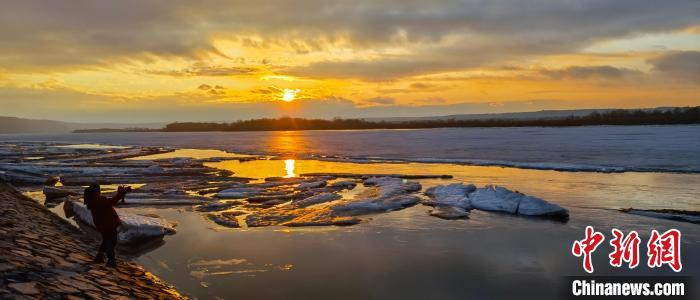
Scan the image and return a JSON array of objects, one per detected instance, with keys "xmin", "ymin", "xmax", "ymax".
[{"xmin": 0, "ymin": 181, "xmax": 184, "ymax": 299}]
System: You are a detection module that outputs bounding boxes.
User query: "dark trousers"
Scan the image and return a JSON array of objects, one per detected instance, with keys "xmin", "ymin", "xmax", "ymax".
[{"xmin": 97, "ymin": 230, "xmax": 118, "ymax": 262}]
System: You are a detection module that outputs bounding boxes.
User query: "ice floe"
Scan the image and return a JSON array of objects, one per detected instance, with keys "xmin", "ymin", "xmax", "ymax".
[
  {"xmin": 42, "ymin": 186, "xmax": 79, "ymax": 200},
  {"xmin": 210, "ymin": 177, "xmax": 422, "ymax": 228},
  {"xmin": 6, "ymin": 141, "xmax": 579, "ymax": 231},
  {"xmin": 63, "ymin": 200, "xmax": 176, "ymax": 243},
  {"xmin": 122, "ymin": 195, "xmax": 207, "ymax": 206},
  {"xmin": 144, "ymin": 165, "xmax": 165, "ymax": 174},
  {"xmin": 424, "ymin": 183, "xmax": 476, "ymax": 209},
  {"xmin": 362, "ymin": 177, "xmax": 422, "ymax": 195},
  {"xmin": 332, "ymin": 194, "xmax": 420, "ymax": 215},
  {"xmin": 331, "ymin": 177, "xmax": 422, "ymax": 215},
  {"xmin": 208, "ymin": 215, "xmax": 238, "ymax": 227},
  {"xmin": 208, "ymin": 213, "xmax": 245, "ymax": 228},
  {"xmin": 422, "ymin": 183, "xmax": 568, "ymax": 219},
  {"xmin": 217, "ymin": 187, "xmax": 265, "ymax": 199},
  {"xmin": 293, "ymin": 193, "xmax": 342, "ymax": 207},
  {"xmin": 297, "ymin": 180, "xmax": 327, "ymax": 190},
  {"xmin": 329, "ymin": 180, "xmax": 358, "ymax": 190},
  {"xmin": 0, "ymin": 170, "xmax": 47, "ymax": 184},
  {"xmin": 196, "ymin": 201, "xmax": 244, "ymax": 212},
  {"xmin": 429, "ymin": 206, "xmax": 470, "ymax": 219},
  {"xmin": 469, "ymin": 185, "xmax": 568, "ymax": 217},
  {"xmin": 620, "ymin": 208, "xmax": 700, "ymax": 224}
]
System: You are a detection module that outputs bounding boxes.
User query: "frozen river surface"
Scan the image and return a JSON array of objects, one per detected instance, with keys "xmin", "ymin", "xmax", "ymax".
[
  {"xmin": 5, "ymin": 126, "xmax": 699, "ymax": 299},
  {"xmin": 5, "ymin": 125, "xmax": 700, "ymax": 173}
]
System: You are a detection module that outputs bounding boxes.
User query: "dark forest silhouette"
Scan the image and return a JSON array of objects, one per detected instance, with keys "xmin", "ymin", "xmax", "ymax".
[{"xmin": 74, "ymin": 107, "xmax": 700, "ymax": 133}]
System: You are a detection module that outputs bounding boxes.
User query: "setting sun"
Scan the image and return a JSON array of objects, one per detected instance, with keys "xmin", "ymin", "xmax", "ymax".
[{"xmin": 282, "ymin": 89, "xmax": 300, "ymax": 102}]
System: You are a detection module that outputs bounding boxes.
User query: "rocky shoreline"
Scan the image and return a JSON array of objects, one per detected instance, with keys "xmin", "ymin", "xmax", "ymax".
[{"xmin": 0, "ymin": 181, "xmax": 184, "ymax": 299}]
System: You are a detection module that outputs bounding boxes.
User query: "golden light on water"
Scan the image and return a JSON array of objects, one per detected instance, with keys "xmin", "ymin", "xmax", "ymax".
[
  {"xmin": 284, "ymin": 159, "xmax": 296, "ymax": 177},
  {"xmin": 267, "ymin": 131, "xmax": 306, "ymax": 155},
  {"xmin": 282, "ymin": 89, "xmax": 300, "ymax": 102}
]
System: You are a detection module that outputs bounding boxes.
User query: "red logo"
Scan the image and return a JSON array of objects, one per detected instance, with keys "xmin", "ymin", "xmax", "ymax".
[
  {"xmin": 572, "ymin": 227, "xmax": 683, "ymax": 273},
  {"xmin": 572, "ymin": 226, "xmax": 605, "ymax": 273},
  {"xmin": 609, "ymin": 229, "xmax": 641, "ymax": 269},
  {"xmin": 647, "ymin": 229, "xmax": 682, "ymax": 272}
]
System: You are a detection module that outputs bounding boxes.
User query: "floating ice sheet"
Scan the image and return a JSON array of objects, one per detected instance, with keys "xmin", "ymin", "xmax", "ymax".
[{"xmin": 64, "ymin": 200, "xmax": 176, "ymax": 243}]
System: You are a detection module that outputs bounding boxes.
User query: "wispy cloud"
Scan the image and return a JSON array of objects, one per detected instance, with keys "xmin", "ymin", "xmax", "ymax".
[
  {"xmin": 538, "ymin": 66, "xmax": 642, "ymax": 79},
  {"xmin": 148, "ymin": 65, "xmax": 260, "ymax": 77},
  {"xmin": 648, "ymin": 51, "xmax": 700, "ymax": 82}
]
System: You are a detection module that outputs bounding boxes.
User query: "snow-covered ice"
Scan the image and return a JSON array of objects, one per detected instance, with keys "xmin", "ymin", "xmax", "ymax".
[
  {"xmin": 144, "ymin": 165, "xmax": 165, "ymax": 174},
  {"xmin": 122, "ymin": 196, "xmax": 207, "ymax": 206},
  {"xmin": 424, "ymin": 183, "xmax": 476, "ymax": 209},
  {"xmin": 362, "ymin": 177, "xmax": 422, "ymax": 196},
  {"xmin": 208, "ymin": 214, "xmax": 241, "ymax": 228},
  {"xmin": 422, "ymin": 183, "xmax": 568, "ymax": 219},
  {"xmin": 196, "ymin": 201, "xmax": 243, "ymax": 212},
  {"xmin": 333, "ymin": 194, "xmax": 420, "ymax": 215},
  {"xmin": 429, "ymin": 206, "xmax": 470, "ymax": 219},
  {"xmin": 297, "ymin": 180, "xmax": 327, "ymax": 190},
  {"xmin": 217, "ymin": 187, "xmax": 265, "ymax": 199},
  {"xmin": 469, "ymin": 185, "xmax": 568, "ymax": 217},
  {"xmin": 64, "ymin": 200, "xmax": 176, "ymax": 243},
  {"xmin": 331, "ymin": 177, "xmax": 422, "ymax": 215},
  {"xmin": 9, "ymin": 126, "xmax": 694, "ymax": 173},
  {"xmin": 294, "ymin": 193, "xmax": 341, "ymax": 207},
  {"xmin": 42, "ymin": 186, "xmax": 79, "ymax": 200},
  {"xmin": 329, "ymin": 180, "xmax": 358, "ymax": 190}
]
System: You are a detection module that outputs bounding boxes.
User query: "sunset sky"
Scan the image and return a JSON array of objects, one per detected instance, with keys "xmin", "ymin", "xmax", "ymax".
[{"xmin": 0, "ymin": 0, "xmax": 698, "ymax": 122}]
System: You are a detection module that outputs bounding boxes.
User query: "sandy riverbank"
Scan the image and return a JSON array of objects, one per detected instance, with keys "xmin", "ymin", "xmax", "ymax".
[{"xmin": 0, "ymin": 181, "xmax": 184, "ymax": 299}]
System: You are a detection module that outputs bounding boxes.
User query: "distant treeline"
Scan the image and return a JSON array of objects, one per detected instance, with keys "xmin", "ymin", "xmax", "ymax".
[
  {"xmin": 157, "ymin": 107, "xmax": 700, "ymax": 132},
  {"xmin": 72, "ymin": 107, "xmax": 699, "ymax": 133}
]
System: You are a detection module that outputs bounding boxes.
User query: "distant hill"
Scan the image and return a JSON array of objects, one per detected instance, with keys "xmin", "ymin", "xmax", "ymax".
[
  {"xmin": 65, "ymin": 121, "xmax": 166, "ymax": 132},
  {"xmin": 0, "ymin": 117, "xmax": 70, "ymax": 134},
  {"xmin": 0, "ymin": 116, "xmax": 165, "ymax": 134}
]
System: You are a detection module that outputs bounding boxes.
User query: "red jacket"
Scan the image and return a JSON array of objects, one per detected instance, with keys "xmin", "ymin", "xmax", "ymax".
[{"xmin": 86, "ymin": 196, "xmax": 122, "ymax": 233}]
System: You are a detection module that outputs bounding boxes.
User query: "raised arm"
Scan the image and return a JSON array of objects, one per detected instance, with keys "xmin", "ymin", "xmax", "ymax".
[{"xmin": 107, "ymin": 189, "xmax": 127, "ymax": 206}]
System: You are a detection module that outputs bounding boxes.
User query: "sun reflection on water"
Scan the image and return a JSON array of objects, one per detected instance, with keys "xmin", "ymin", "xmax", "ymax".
[{"xmin": 284, "ymin": 159, "xmax": 296, "ymax": 178}]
